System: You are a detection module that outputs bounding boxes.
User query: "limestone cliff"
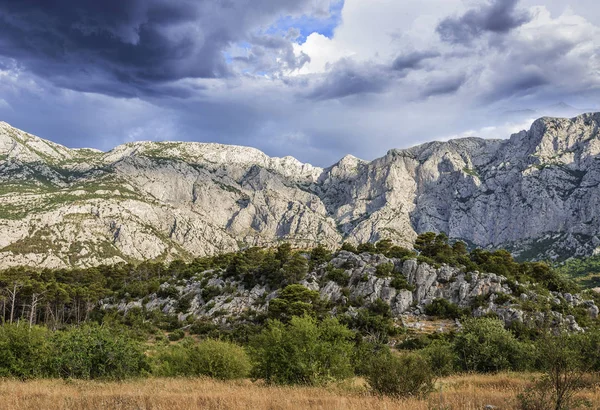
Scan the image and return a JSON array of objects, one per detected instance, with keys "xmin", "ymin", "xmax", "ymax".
[{"xmin": 1, "ymin": 112, "xmax": 600, "ymax": 268}]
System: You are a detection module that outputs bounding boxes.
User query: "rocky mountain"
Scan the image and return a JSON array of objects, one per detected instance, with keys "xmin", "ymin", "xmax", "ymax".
[{"xmin": 1, "ymin": 112, "xmax": 600, "ymax": 268}]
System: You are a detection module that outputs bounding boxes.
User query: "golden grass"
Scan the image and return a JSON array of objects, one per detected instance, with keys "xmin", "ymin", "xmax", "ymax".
[{"xmin": 0, "ymin": 374, "xmax": 599, "ymax": 410}]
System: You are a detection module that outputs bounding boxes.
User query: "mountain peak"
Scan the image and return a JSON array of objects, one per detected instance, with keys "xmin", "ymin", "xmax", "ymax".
[{"xmin": 2, "ymin": 112, "xmax": 600, "ymax": 268}]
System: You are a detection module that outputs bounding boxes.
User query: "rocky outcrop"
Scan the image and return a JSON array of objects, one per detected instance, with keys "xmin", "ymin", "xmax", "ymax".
[
  {"xmin": 113, "ymin": 251, "xmax": 596, "ymax": 331},
  {"xmin": 2, "ymin": 112, "xmax": 600, "ymax": 268}
]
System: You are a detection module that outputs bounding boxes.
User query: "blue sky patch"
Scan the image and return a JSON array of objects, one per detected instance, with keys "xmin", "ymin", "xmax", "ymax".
[{"xmin": 267, "ymin": 0, "xmax": 344, "ymax": 43}]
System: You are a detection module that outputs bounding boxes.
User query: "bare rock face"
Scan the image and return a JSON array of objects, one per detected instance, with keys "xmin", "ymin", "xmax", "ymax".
[{"xmin": 1, "ymin": 112, "xmax": 600, "ymax": 268}]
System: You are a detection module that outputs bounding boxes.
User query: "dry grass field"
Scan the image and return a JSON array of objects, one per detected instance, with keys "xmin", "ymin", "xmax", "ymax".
[{"xmin": 0, "ymin": 373, "xmax": 599, "ymax": 410}]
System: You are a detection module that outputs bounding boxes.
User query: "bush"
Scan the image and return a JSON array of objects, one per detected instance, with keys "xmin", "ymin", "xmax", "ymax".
[
  {"xmin": 157, "ymin": 285, "xmax": 179, "ymax": 299},
  {"xmin": 390, "ymin": 274, "xmax": 415, "ymax": 291},
  {"xmin": 386, "ymin": 246, "xmax": 416, "ymax": 259},
  {"xmin": 168, "ymin": 329, "xmax": 185, "ymax": 341},
  {"xmin": 325, "ymin": 265, "xmax": 350, "ymax": 287},
  {"xmin": 424, "ymin": 298, "xmax": 466, "ymax": 319},
  {"xmin": 453, "ymin": 317, "xmax": 532, "ymax": 373},
  {"xmin": 190, "ymin": 339, "xmax": 251, "ymax": 380},
  {"xmin": 340, "ymin": 242, "xmax": 358, "ymax": 253},
  {"xmin": 0, "ymin": 324, "xmax": 51, "ymax": 379},
  {"xmin": 375, "ymin": 262, "xmax": 394, "ymax": 277},
  {"xmin": 357, "ymin": 243, "xmax": 377, "ymax": 253},
  {"xmin": 365, "ymin": 350, "xmax": 435, "ymax": 398},
  {"xmin": 342, "ymin": 299, "xmax": 396, "ymax": 344},
  {"xmin": 249, "ymin": 315, "xmax": 355, "ymax": 385},
  {"xmin": 421, "ymin": 339, "xmax": 457, "ymax": 376},
  {"xmin": 153, "ymin": 339, "xmax": 250, "ymax": 380},
  {"xmin": 49, "ymin": 324, "xmax": 148, "ymax": 380}
]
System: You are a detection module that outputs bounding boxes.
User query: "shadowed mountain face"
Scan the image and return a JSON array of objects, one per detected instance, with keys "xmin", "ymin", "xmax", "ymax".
[{"xmin": 1, "ymin": 112, "xmax": 600, "ymax": 268}]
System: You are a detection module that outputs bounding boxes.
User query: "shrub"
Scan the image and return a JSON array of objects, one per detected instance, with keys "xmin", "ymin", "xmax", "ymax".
[
  {"xmin": 202, "ymin": 286, "xmax": 222, "ymax": 301},
  {"xmin": 190, "ymin": 320, "xmax": 219, "ymax": 335},
  {"xmin": 454, "ymin": 317, "xmax": 532, "ymax": 373},
  {"xmin": 365, "ymin": 350, "xmax": 435, "ymax": 398},
  {"xmin": 157, "ymin": 285, "xmax": 179, "ymax": 299},
  {"xmin": 249, "ymin": 315, "xmax": 355, "ymax": 385},
  {"xmin": 375, "ymin": 262, "xmax": 394, "ymax": 277},
  {"xmin": 417, "ymin": 255, "xmax": 438, "ymax": 267},
  {"xmin": 342, "ymin": 299, "xmax": 396, "ymax": 344},
  {"xmin": 390, "ymin": 274, "xmax": 415, "ymax": 291},
  {"xmin": 494, "ymin": 292, "xmax": 512, "ymax": 305},
  {"xmin": 424, "ymin": 298, "xmax": 465, "ymax": 319},
  {"xmin": 153, "ymin": 339, "xmax": 250, "ymax": 380},
  {"xmin": 357, "ymin": 243, "xmax": 377, "ymax": 253},
  {"xmin": 49, "ymin": 324, "xmax": 148, "ymax": 380},
  {"xmin": 340, "ymin": 242, "xmax": 358, "ymax": 253},
  {"xmin": 0, "ymin": 324, "xmax": 51, "ymax": 379},
  {"xmin": 386, "ymin": 246, "xmax": 416, "ymax": 259},
  {"xmin": 324, "ymin": 265, "xmax": 350, "ymax": 287},
  {"xmin": 190, "ymin": 339, "xmax": 251, "ymax": 380},
  {"xmin": 175, "ymin": 295, "xmax": 192, "ymax": 313},
  {"xmin": 168, "ymin": 329, "xmax": 185, "ymax": 341},
  {"xmin": 421, "ymin": 339, "xmax": 457, "ymax": 376}
]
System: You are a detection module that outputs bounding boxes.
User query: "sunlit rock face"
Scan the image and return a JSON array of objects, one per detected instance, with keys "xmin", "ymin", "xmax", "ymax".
[{"xmin": 1, "ymin": 112, "xmax": 600, "ymax": 268}]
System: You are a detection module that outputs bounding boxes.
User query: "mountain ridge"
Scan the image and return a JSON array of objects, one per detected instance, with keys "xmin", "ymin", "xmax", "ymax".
[{"xmin": 1, "ymin": 113, "xmax": 600, "ymax": 268}]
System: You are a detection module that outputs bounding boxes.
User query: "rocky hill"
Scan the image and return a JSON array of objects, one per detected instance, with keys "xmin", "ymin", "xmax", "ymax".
[
  {"xmin": 108, "ymin": 249, "xmax": 597, "ymax": 335},
  {"xmin": 1, "ymin": 112, "xmax": 600, "ymax": 268}
]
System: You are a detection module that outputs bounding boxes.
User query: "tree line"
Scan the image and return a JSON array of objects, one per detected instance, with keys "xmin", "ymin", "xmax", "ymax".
[{"xmin": 0, "ymin": 233, "xmax": 582, "ymax": 329}]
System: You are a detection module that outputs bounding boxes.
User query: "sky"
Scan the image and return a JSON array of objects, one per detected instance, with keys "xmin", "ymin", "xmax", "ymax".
[{"xmin": 0, "ymin": 0, "xmax": 599, "ymax": 166}]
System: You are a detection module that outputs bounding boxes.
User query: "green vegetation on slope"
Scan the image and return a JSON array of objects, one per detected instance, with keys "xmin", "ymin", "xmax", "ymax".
[{"xmin": 556, "ymin": 254, "xmax": 600, "ymax": 288}]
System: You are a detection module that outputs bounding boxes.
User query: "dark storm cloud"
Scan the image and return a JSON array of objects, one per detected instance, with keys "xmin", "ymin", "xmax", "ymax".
[
  {"xmin": 422, "ymin": 74, "xmax": 466, "ymax": 97},
  {"xmin": 306, "ymin": 50, "xmax": 442, "ymax": 101},
  {"xmin": 0, "ymin": 0, "xmax": 323, "ymax": 97},
  {"xmin": 437, "ymin": 0, "xmax": 531, "ymax": 44},
  {"xmin": 306, "ymin": 59, "xmax": 391, "ymax": 100},
  {"xmin": 482, "ymin": 69, "xmax": 549, "ymax": 102},
  {"xmin": 391, "ymin": 51, "xmax": 440, "ymax": 72}
]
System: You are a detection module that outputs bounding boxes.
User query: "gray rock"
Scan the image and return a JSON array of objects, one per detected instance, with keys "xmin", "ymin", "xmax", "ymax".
[{"xmin": 3, "ymin": 113, "xmax": 600, "ymax": 268}]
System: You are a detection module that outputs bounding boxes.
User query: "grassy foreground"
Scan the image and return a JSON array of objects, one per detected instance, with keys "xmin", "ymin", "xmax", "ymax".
[{"xmin": 2, "ymin": 374, "xmax": 599, "ymax": 410}]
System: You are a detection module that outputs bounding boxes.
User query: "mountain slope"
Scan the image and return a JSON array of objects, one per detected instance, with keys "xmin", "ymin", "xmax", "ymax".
[{"xmin": 1, "ymin": 113, "xmax": 600, "ymax": 268}]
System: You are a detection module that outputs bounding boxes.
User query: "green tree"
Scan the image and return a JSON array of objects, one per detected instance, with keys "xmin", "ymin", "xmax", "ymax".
[
  {"xmin": 282, "ymin": 253, "xmax": 309, "ymax": 283},
  {"xmin": 249, "ymin": 315, "xmax": 355, "ymax": 385},
  {"xmin": 452, "ymin": 241, "xmax": 468, "ymax": 255},
  {"xmin": 519, "ymin": 331, "xmax": 597, "ymax": 410},
  {"xmin": 309, "ymin": 245, "xmax": 332, "ymax": 270},
  {"xmin": 375, "ymin": 239, "xmax": 394, "ymax": 255},
  {"xmin": 340, "ymin": 242, "xmax": 358, "ymax": 253},
  {"xmin": 387, "ymin": 245, "xmax": 416, "ymax": 259},
  {"xmin": 268, "ymin": 284, "xmax": 324, "ymax": 322},
  {"xmin": 454, "ymin": 317, "xmax": 532, "ymax": 373},
  {"xmin": 415, "ymin": 232, "xmax": 455, "ymax": 263},
  {"xmin": 275, "ymin": 243, "xmax": 292, "ymax": 265}
]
